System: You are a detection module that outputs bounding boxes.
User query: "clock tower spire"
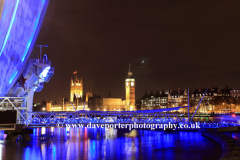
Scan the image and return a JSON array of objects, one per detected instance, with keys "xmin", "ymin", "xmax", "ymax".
[{"xmin": 125, "ymin": 64, "xmax": 135, "ymax": 111}]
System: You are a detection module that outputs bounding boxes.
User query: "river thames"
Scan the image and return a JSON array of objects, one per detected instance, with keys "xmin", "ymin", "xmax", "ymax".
[{"xmin": 0, "ymin": 127, "xmax": 222, "ymax": 160}]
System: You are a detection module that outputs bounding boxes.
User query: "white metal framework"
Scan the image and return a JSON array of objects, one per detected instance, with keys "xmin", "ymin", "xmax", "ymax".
[{"xmin": 0, "ymin": 97, "xmax": 27, "ymax": 125}]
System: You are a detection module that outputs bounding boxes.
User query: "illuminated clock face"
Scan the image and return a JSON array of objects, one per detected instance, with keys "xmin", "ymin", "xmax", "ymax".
[
  {"xmin": 131, "ymin": 82, "xmax": 134, "ymax": 86},
  {"xmin": 126, "ymin": 82, "xmax": 129, "ymax": 86}
]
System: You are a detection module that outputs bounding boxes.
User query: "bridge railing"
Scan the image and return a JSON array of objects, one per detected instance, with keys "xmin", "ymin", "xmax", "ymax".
[{"xmin": 25, "ymin": 112, "xmax": 186, "ymax": 126}]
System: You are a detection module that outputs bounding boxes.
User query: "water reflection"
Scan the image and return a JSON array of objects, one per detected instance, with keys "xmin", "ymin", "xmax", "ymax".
[{"xmin": 0, "ymin": 127, "xmax": 222, "ymax": 160}]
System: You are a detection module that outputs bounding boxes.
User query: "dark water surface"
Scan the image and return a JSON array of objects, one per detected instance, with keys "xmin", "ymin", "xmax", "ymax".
[{"xmin": 0, "ymin": 127, "xmax": 222, "ymax": 160}]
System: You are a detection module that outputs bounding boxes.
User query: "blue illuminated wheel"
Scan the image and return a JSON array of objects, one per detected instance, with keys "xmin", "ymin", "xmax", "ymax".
[{"xmin": 0, "ymin": 0, "xmax": 49, "ymax": 95}]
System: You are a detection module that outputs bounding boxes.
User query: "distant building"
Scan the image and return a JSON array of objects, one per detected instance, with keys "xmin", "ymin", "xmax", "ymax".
[
  {"xmin": 190, "ymin": 85, "xmax": 231, "ymax": 113},
  {"xmin": 46, "ymin": 65, "xmax": 137, "ymax": 111},
  {"xmin": 41, "ymin": 100, "xmax": 52, "ymax": 111},
  {"xmin": 168, "ymin": 84, "xmax": 232, "ymax": 114},
  {"xmin": 88, "ymin": 94, "xmax": 102, "ymax": 110},
  {"xmin": 70, "ymin": 71, "xmax": 83, "ymax": 102},
  {"xmin": 141, "ymin": 90, "xmax": 168, "ymax": 110},
  {"xmin": 48, "ymin": 96, "xmax": 89, "ymax": 111},
  {"xmin": 230, "ymin": 89, "xmax": 240, "ymax": 97},
  {"xmin": 102, "ymin": 97, "xmax": 126, "ymax": 111},
  {"xmin": 85, "ymin": 87, "xmax": 93, "ymax": 103},
  {"xmin": 140, "ymin": 84, "xmax": 234, "ymax": 113},
  {"xmin": 168, "ymin": 88, "xmax": 188, "ymax": 108}
]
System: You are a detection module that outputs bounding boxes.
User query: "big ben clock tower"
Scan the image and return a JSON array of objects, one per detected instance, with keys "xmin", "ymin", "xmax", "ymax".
[{"xmin": 125, "ymin": 64, "xmax": 135, "ymax": 111}]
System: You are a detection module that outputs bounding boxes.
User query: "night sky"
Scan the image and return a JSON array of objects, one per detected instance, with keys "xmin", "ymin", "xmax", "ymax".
[{"xmin": 33, "ymin": 0, "xmax": 240, "ymax": 103}]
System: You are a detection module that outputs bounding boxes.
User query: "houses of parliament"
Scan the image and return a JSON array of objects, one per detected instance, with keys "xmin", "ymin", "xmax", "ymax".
[
  {"xmin": 45, "ymin": 65, "xmax": 136, "ymax": 111},
  {"xmin": 38, "ymin": 64, "xmax": 238, "ymax": 114}
]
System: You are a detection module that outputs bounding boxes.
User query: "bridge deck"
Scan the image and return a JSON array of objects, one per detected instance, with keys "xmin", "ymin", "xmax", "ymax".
[
  {"xmin": 25, "ymin": 110, "xmax": 188, "ymax": 126},
  {"xmin": 29, "ymin": 106, "xmax": 190, "ymax": 115}
]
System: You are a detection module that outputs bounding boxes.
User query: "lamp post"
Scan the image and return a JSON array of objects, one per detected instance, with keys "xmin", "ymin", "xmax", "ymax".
[{"xmin": 222, "ymin": 103, "xmax": 225, "ymax": 114}]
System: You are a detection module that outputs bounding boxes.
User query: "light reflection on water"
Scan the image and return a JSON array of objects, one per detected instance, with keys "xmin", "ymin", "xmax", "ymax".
[{"xmin": 0, "ymin": 127, "xmax": 222, "ymax": 160}]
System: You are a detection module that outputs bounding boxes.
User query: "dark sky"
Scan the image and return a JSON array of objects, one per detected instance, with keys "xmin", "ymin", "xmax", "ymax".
[{"xmin": 33, "ymin": 0, "xmax": 240, "ymax": 103}]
